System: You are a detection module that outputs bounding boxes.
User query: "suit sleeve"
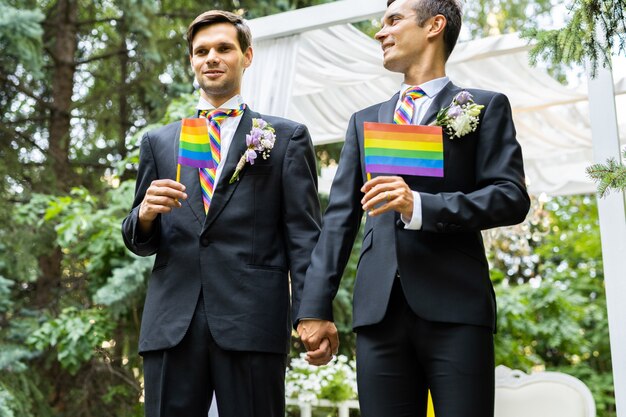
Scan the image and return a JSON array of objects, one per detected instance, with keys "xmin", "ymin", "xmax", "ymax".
[
  {"xmin": 294, "ymin": 113, "xmax": 364, "ymax": 324},
  {"xmin": 281, "ymin": 124, "xmax": 323, "ymax": 324},
  {"xmin": 420, "ymin": 93, "xmax": 530, "ymax": 232},
  {"xmin": 121, "ymin": 132, "xmax": 161, "ymax": 256}
]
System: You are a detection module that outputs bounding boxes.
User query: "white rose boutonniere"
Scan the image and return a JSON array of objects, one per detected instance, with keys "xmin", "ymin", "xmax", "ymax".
[
  {"xmin": 433, "ymin": 90, "xmax": 484, "ymax": 138},
  {"xmin": 229, "ymin": 118, "xmax": 276, "ymax": 184}
]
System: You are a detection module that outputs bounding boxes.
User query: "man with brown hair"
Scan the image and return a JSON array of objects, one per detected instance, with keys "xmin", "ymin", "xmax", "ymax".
[
  {"xmin": 122, "ymin": 10, "xmax": 322, "ymax": 417},
  {"xmin": 297, "ymin": 0, "xmax": 530, "ymax": 416}
]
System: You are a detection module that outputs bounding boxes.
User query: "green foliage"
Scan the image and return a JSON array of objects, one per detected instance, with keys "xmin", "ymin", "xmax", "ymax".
[
  {"xmin": 488, "ymin": 195, "xmax": 615, "ymax": 416},
  {"xmin": 1, "ymin": 180, "xmax": 146, "ymax": 416},
  {"xmin": 27, "ymin": 307, "xmax": 115, "ymax": 375},
  {"xmin": 0, "ymin": 1, "xmax": 340, "ymax": 415},
  {"xmin": 0, "ymin": 275, "xmax": 13, "ymax": 314},
  {"xmin": 464, "ymin": 0, "xmax": 555, "ymax": 38},
  {"xmin": 495, "ymin": 279, "xmax": 588, "ymax": 368},
  {"xmin": 0, "ymin": 1, "xmax": 44, "ymax": 75},
  {"xmin": 93, "ymin": 255, "xmax": 153, "ymax": 316},
  {"xmin": 0, "ymin": 387, "xmax": 16, "ymax": 417},
  {"xmin": 586, "ymin": 150, "xmax": 626, "ymax": 197},
  {"xmin": 524, "ymin": 0, "xmax": 626, "ymax": 75}
]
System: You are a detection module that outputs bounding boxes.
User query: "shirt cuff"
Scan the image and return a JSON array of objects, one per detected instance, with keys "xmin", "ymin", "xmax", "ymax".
[{"xmin": 400, "ymin": 191, "xmax": 422, "ymax": 230}]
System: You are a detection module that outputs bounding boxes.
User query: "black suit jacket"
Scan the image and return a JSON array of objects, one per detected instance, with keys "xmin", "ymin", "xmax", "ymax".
[
  {"xmin": 297, "ymin": 81, "xmax": 530, "ymax": 331},
  {"xmin": 122, "ymin": 108, "xmax": 321, "ymax": 354}
]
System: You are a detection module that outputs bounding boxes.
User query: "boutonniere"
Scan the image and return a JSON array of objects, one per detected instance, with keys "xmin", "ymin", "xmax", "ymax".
[
  {"xmin": 229, "ymin": 118, "xmax": 276, "ymax": 183},
  {"xmin": 433, "ymin": 90, "xmax": 484, "ymax": 138}
]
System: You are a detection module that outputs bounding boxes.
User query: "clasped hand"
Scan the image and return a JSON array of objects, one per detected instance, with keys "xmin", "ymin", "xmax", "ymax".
[{"xmin": 297, "ymin": 320, "xmax": 339, "ymax": 366}]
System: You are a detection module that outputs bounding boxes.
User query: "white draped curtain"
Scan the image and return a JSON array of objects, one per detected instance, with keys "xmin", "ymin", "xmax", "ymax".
[{"xmin": 243, "ymin": 24, "xmax": 626, "ymax": 196}]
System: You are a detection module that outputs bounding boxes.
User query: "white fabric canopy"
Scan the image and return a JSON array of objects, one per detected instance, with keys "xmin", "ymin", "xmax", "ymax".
[{"xmin": 242, "ymin": 24, "xmax": 626, "ymax": 196}]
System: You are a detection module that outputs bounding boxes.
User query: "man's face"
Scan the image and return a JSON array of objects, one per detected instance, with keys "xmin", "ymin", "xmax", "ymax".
[
  {"xmin": 189, "ymin": 23, "xmax": 252, "ymax": 105},
  {"xmin": 375, "ymin": 0, "xmax": 428, "ymax": 74}
]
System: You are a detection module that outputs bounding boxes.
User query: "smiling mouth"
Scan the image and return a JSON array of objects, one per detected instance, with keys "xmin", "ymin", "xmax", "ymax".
[{"xmin": 204, "ymin": 70, "xmax": 224, "ymax": 77}]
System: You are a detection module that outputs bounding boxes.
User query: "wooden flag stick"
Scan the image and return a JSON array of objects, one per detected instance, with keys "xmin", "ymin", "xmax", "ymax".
[{"xmin": 175, "ymin": 163, "xmax": 182, "ymax": 204}]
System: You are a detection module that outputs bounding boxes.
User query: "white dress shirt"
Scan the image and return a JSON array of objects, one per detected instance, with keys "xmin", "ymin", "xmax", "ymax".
[
  {"xmin": 196, "ymin": 95, "xmax": 245, "ymax": 190},
  {"xmin": 396, "ymin": 76, "xmax": 450, "ymax": 230}
]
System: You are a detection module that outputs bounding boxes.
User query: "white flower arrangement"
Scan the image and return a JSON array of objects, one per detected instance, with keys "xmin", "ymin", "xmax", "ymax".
[
  {"xmin": 433, "ymin": 90, "xmax": 484, "ymax": 138},
  {"xmin": 285, "ymin": 353, "xmax": 358, "ymax": 404}
]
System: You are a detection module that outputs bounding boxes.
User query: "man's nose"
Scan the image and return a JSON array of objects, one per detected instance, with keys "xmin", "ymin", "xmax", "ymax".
[
  {"xmin": 206, "ymin": 49, "xmax": 220, "ymax": 64},
  {"xmin": 374, "ymin": 26, "xmax": 387, "ymax": 42}
]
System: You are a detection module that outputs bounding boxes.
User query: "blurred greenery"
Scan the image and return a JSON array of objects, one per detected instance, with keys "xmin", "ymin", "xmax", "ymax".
[
  {"xmin": 524, "ymin": 0, "xmax": 626, "ymax": 76},
  {"xmin": 487, "ymin": 195, "xmax": 614, "ymax": 415},
  {"xmin": 0, "ymin": 0, "xmax": 618, "ymax": 416}
]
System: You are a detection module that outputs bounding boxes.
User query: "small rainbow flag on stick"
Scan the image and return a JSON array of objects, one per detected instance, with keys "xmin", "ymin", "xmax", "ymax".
[
  {"xmin": 364, "ymin": 122, "xmax": 444, "ymax": 179},
  {"xmin": 176, "ymin": 118, "xmax": 214, "ymax": 182}
]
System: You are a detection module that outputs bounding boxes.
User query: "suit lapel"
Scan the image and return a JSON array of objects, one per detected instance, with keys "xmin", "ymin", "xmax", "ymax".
[
  {"xmin": 418, "ymin": 81, "xmax": 461, "ymax": 126},
  {"xmin": 201, "ymin": 108, "xmax": 257, "ymax": 233},
  {"xmin": 378, "ymin": 92, "xmax": 399, "ymax": 124}
]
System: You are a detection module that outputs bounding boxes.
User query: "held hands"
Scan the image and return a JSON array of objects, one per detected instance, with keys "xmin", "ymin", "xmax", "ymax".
[
  {"xmin": 138, "ymin": 179, "xmax": 187, "ymax": 233},
  {"xmin": 297, "ymin": 320, "xmax": 339, "ymax": 366},
  {"xmin": 361, "ymin": 176, "xmax": 413, "ymax": 218}
]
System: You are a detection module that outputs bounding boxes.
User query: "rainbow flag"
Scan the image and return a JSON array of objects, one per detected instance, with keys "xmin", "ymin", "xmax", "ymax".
[
  {"xmin": 178, "ymin": 118, "xmax": 215, "ymax": 169},
  {"xmin": 364, "ymin": 122, "xmax": 444, "ymax": 177}
]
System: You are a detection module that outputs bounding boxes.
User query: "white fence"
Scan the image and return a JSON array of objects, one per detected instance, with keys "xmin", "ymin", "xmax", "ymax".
[{"xmin": 286, "ymin": 399, "xmax": 360, "ymax": 417}]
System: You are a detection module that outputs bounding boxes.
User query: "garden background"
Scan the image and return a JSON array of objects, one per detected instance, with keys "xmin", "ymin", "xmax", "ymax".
[{"xmin": 0, "ymin": 0, "xmax": 622, "ymax": 416}]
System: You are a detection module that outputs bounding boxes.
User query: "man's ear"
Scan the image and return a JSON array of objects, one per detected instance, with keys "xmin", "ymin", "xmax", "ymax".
[
  {"xmin": 426, "ymin": 14, "xmax": 447, "ymax": 39},
  {"xmin": 243, "ymin": 46, "xmax": 253, "ymax": 69}
]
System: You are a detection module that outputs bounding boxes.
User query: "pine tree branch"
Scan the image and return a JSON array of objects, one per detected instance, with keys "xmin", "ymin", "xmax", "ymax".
[
  {"xmin": 523, "ymin": 0, "xmax": 626, "ymax": 77},
  {"xmin": 76, "ymin": 49, "xmax": 128, "ymax": 66},
  {"xmin": 1, "ymin": 116, "xmax": 48, "ymax": 125},
  {"xmin": 0, "ymin": 123, "xmax": 47, "ymax": 155},
  {"xmin": 586, "ymin": 151, "xmax": 626, "ymax": 197},
  {"xmin": 0, "ymin": 73, "xmax": 52, "ymax": 111},
  {"xmin": 75, "ymin": 17, "xmax": 122, "ymax": 27}
]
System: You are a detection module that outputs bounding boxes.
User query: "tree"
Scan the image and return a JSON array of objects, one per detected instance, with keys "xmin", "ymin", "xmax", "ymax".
[
  {"xmin": 524, "ymin": 0, "xmax": 626, "ymax": 75},
  {"xmin": 0, "ymin": 1, "xmax": 336, "ymax": 416}
]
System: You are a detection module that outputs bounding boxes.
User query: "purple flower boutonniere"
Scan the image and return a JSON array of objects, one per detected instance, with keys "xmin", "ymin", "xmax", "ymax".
[
  {"xmin": 229, "ymin": 118, "xmax": 276, "ymax": 184},
  {"xmin": 433, "ymin": 90, "xmax": 484, "ymax": 139}
]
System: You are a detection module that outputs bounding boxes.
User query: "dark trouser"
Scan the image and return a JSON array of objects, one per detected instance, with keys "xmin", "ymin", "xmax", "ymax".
[
  {"xmin": 356, "ymin": 280, "xmax": 495, "ymax": 417},
  {"xmin": 142, "ymin": 295, "xmax": 287, "ymax": 417}
]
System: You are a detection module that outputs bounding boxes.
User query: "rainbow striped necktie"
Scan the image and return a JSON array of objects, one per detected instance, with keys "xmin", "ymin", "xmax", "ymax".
[
  {"xmin": 393, "ymin": 86, "xmax": 426, "ymax": 125},
  {"xmin": 198, "ymin": 105, "xmax": 245, "ymax": 214}
]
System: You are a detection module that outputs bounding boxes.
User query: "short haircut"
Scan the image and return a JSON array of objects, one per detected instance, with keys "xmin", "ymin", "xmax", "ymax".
[
  {"xmin": 186, "ymin": 10, "xmax": 252, "ymax": 55},
  {"xmin": 387, "ymin": 0, "xmax": 463, "ymax": 58}
]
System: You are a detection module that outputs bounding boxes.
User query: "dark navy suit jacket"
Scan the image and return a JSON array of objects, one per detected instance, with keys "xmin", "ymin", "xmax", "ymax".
[
  {"xmin": 123, "ymin": 108, "xmax": 321, "ymax": 354},
  {"xmin": 297, "ymin": 81, "xmax": 530, "ymax": 331}
]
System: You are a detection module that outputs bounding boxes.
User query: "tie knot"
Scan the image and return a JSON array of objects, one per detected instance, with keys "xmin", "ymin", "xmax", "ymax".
[
  {"xmin": 199, "ymin": 104, "xmax": 246, "ymax": 121},
  {"xmin": 403, "ymin": 86, "xmax": 425, "ymax": 101}
]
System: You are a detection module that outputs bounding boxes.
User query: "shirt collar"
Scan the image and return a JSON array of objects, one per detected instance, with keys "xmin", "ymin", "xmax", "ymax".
[
  {"xmin": 197, "ymin": 94, "xmax": 245, "ymax": 111},
  {"xmin": 399, "ymin": 76, "xmax": 450, "ymax": 99}
]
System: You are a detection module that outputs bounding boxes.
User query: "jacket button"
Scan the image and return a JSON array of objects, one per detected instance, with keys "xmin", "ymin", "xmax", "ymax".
[{"xmin": 201, "ymin": 237, "xmax": 210, "ymax": 247}]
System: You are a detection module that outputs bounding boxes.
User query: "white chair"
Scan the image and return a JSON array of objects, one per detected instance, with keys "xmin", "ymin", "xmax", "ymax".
[{"xmin": 495, "ymin": 365, "xmax": 596, "ymax": 417}]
